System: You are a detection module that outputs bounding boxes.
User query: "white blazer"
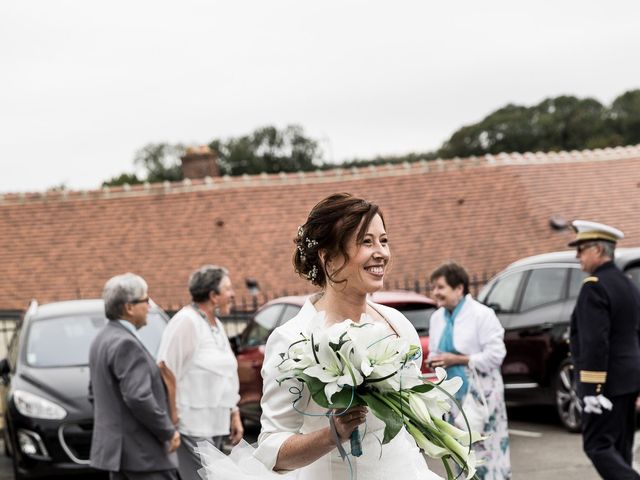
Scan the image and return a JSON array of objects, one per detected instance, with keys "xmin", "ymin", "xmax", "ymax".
[
  {"xmin": 428, "ymin": 294, "xmax": 506, "ymax": 373},
  {"xmin": 254, "ymin": 294, "xmax": 423, "ymax": 474}
]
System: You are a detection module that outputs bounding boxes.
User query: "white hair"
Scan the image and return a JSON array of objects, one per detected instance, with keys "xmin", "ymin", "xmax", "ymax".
[
  {"xmin": 596, "ymin": 241, "xmax": 616, "ymax": 259},
  {"xmin": 103, "ymin": 273, "xmax": 148, "ymax": 320}
]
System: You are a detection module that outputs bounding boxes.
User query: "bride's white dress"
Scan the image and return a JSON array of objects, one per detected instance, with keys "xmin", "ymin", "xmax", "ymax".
[{"xmin": 197, "ymin": 296, "xmax": 443, "ymax": 480}]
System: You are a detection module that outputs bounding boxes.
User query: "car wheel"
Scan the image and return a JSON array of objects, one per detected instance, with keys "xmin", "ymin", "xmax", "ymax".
[{"xmin": 554, "ymin": 359, "xmax": 582, "ymax": 433}]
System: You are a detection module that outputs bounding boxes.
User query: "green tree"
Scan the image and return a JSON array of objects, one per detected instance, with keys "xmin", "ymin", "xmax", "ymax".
[
  {"xmin": 102, "ymin": 143, "xmax": 185, "ymax": 187},
  {"xmin": 435, "ymin": 93, "xmax": 635, "ymax": 158},
  {"xmin": 609, "ymin": 89, "xmax": 640, "ymax": 145},
  {"xmin": 133, "ymin": 143, "xmax": 185, "ymax": 183},
  {"xmin": 102, "ymin": 173, "xmax": 142, "ymax": 187},
  {"xmin": 211, "ymin": 125, "xmax": 323, "ymax": 175}
]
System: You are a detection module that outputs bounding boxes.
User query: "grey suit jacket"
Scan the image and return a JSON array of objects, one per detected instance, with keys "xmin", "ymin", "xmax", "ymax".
[{"xmin": 89, "ymin": 320, "xmax": 177, "ymax": 472}]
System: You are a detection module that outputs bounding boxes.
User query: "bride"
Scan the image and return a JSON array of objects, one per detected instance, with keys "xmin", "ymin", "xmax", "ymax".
[{"xmin": 198, "ymin": 193, "xmax": 442, "ymax": 480}]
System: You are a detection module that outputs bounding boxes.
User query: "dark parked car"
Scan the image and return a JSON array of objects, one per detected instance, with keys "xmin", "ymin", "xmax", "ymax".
[
  {"xmin": 477, "ymin": 247, "xmax": 640, "ymax": 432},
  {"xmin": 234, "ymin": 290, "xmax": 437, "ymax": 425},
  {"xmin": 0, "ymin": 299, "xmax": 169, "ymax": 479}
]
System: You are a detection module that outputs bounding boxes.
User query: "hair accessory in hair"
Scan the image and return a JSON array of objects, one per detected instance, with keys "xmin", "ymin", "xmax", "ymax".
[
  {"xmin": 297, "ymin": 244, "xmax": 306, "ymax": 262},
  {"xmin": 306, "ymin": 265, "xmax": 318, "ymax": 282},
  {"xmin": 305, "ymin": 238, "xmax": 318, "ymax": 249},
  {"xmin": 297, "ymin": 225, "xmax": 305, "ymax": 238}
]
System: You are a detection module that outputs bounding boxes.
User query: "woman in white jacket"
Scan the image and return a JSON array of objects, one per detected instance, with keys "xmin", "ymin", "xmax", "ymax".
[{"xmin": 428, "ymin": 262, "xmax": 511, "ymax": 480}]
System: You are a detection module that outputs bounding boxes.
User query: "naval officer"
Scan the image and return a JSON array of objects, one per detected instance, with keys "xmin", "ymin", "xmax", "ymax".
[{"xmin": 569, "ymin": 220, "xmax": 640, "ymax": 479}]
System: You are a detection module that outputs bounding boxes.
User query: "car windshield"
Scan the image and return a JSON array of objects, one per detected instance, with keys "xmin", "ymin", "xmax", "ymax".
[
  {"xmin": 395, "ymin": 305, "xmax": 435, "ymax": 334},
  {"xmin": 25, "ymin": 311, "xmax": 167, "ymax": 367}
]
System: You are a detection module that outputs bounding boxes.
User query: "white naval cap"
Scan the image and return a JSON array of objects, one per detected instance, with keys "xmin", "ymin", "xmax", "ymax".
[{"xmin": 568, "ymin": 220, "xmax": 624, "ymax": 247}]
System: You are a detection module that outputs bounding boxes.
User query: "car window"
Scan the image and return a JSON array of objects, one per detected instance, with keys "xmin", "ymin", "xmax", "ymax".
[
  {"xmin": 280, "ymin": 305, "xmax": 301, "ymax": 326},
  {"xmin": 626, "ymin": 265, "xmax": 640, "ymax": 289},
  {"xmin": 254, "ymin": 305, "xmax": 283, "ymax": 330},
  {"xmin": 520, "ymin": 268, "xmax": 568, "ymax": 311},
  {"xmin": 568, "ymin": 268, "xmax": 589, "ymax": 298},
  {"xmin": 25, "ymin": 312, "xmax": 167, "ymax": 367},
  {"xmin": 484, "ymin": 271, "xmax": 524, "ymax": 313},
  {"xmin": 244, "ymin": 323, "xmax": 271, "ymax": 347},
  {"xmin": 244, "ymin": 305, "xmax": 284, "ymax": 347},
  {"xmin": 396, "ymin": 305, "xmax": 435, "ymax": 334},
  {"xmin": 26, "ymin": 315, "xmax": 106, "ymax": 367},
  {"xmin": 136, "ymin": 312, "xmax": 169, "ymax": 357}
]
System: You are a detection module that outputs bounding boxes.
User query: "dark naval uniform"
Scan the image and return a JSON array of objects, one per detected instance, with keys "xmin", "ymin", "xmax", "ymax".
[{"xmin": 570, "ymin": 260, "xmax": 640, "ymax": 479}]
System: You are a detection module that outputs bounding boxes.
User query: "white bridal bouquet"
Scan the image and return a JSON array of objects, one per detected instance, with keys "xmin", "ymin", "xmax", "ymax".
[{"xmin": 276, "ymin": 315, "xmax": 482, "ymax": 480}]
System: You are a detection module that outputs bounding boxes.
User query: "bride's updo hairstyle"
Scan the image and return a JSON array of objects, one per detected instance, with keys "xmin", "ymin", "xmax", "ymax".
[{"xmin": 293, "ymin": 193, "xmax": 385, "ymax": 287}]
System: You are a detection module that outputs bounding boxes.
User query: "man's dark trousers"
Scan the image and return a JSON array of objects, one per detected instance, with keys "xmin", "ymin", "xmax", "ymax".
[{"xmin": 582, "ymin": 392, "xmax": 639, "ymax": 479}]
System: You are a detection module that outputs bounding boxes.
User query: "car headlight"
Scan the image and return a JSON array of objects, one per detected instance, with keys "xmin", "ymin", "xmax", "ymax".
[{"xmin": 13, "ymin": 390, "xmax": 67, "ymax": 420}]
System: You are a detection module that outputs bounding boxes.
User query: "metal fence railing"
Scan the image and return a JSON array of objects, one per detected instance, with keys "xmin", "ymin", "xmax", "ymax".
[{"xmin": 0, "ymin": 272, "xmax": 495, "ymax": 350}]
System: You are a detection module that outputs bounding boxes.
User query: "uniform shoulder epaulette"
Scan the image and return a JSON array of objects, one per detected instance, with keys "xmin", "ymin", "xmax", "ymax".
[{"xmin": 583, "ymin": 276, "xmax": 599, "ymax": 284}]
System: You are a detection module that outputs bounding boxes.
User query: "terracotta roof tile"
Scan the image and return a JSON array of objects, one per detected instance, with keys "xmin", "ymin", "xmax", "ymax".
[{"xmin": 2, "ymin": 146, "xmax": 640, "ymax": 311}]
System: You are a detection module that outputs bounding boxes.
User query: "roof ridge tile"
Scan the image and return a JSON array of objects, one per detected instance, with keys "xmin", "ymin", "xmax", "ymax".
[{"xmin": 2, "ymin": 143, "xmax": 639, "ymax": 204}]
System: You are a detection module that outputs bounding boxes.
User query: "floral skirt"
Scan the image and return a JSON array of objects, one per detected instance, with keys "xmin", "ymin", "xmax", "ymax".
[{"xmin": 459, "ymin": 367, "xmax": 511, "ymax": 480}]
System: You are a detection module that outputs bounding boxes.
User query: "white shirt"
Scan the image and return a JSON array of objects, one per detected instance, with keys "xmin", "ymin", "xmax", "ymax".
[
  {"xmin": 428, "ymin": 294, "xmax": 506, "ymax": 373},
  {"xmin": 157, "ymin": 305, "xmax": 240, "ymax": 437}
]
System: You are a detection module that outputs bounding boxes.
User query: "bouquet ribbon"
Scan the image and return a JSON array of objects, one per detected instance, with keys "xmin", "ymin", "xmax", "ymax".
[
  {"xmin": 327, "ymin": 412, "xmax": 363, "ymax": 459},
  {"xmin": 328, "ymin": 412, "xmax": 349, "ymax": 460}
]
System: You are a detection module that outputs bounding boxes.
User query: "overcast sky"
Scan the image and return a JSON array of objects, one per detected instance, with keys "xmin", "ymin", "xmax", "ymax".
[{"xmin": 2, "ymin": 1, "xmax": 639, "ymax": 193}]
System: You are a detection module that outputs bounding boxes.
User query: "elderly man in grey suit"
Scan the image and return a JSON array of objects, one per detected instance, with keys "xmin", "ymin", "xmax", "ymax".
[{"xmin": 89, "ymin": 273, "xmax": 181, "ymax": 480}]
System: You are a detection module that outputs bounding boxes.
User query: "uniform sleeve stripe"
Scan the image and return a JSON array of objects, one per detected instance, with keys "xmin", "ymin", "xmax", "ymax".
[{"xmin": 580, "ymin": 370, "xmax": 607, "ymax": 383}]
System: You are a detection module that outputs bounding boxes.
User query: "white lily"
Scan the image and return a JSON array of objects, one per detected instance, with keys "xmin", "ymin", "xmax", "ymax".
[
  {"xmin": 464, "ymin": 450, "xmax": 478, "ymax": 480},
  {"xmin": 382, "ymin": 361, "xmax": 425, "ymax": 391},
  {"xmin": 432, "ymin": 416, "xmax": 484, "ymax": 446},
  {"xmin": 348, "ymin": 321, "xmax": 412, "ymax": 383},
  {"xmin": 408, "ymin": 392, "xmax": 435, "ymax": 427},
  {"xmin": 414, "ymin": 367, "xmax": 463, "ymax": 418},
  {"xmin": 325, "ymin": 318, "xmax": 357, "ymax": 344},
  {"xmin": 406, "ymin": 423, "xmax": 449, "ymax": 458},
  {"xmin": 277, "ymin": 337, "xmax": 315, "ymax": 373},
  {"xmin": 304, "ymin": 330, "xmax": 363, "ymax": 403}
]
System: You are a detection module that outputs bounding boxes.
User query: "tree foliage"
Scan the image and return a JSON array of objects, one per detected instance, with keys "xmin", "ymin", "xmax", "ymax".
[
  {"xmin": 211, "ymin": 125, "xmax": 323, "ymax": 176},
  {"xmin": 134, "ymin": 143, "xmax": 185, "ymax": 183},
  {"xmin": 437, "ymin": 90, "xmax": 640, "ymax": 158},
  {"xmin": 102, "ymin": 143, "xmax": 184, "ymax": 187},
  {"xmin": 103, "ymin": 125, "xmax": 322, "ymax": 186},
  {"xmin": 102, "ymin": 172, "xmax": 142, "ymax": 187}
]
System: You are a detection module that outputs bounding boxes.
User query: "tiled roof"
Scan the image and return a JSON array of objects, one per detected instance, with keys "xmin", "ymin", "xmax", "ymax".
[{"xmin": 2, "ymin": 145, "xmax": 640, "ymax": 312}]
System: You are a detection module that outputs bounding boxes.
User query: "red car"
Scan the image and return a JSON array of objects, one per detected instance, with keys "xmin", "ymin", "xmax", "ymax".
[{"xmin": 235, "ymin": 291, "xmax": 436, "ymax": 424}]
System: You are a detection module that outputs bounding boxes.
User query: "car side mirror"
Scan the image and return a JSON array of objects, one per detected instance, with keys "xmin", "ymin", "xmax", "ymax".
[
  {"xmin": 229, "ymin": 335, "xmax": 240, "ymax": 355},
  {"xmin": 487, "ymin": 302, "xmax": 503, "ymax": 313},
  {"xmin": 0, "ymin": 358, "xmax": 11, "ymax": 385}
]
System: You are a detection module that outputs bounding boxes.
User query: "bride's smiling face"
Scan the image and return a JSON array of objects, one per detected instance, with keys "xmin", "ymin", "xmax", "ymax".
[{"xmin": 325, "ymin": 214, "xmax": 390, "ymax": 294}]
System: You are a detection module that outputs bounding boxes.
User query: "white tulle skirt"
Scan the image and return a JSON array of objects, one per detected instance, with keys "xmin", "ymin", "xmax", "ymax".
[{"xmin": 196, "ymin": 427, "xmax": 443, "ymax": 480}]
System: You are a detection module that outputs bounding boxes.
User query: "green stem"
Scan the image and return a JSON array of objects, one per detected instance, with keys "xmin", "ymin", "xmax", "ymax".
[
  {"xmin": 370, "ymin": 391, "xmax": 472, "ymax": 474},
  {"xmin": 371, "ymin": 391, "xmax": 425, "ymax": 429},
  {"xmin": 442, "ymin": 456, "xmax": 455, "ymax": 480}
]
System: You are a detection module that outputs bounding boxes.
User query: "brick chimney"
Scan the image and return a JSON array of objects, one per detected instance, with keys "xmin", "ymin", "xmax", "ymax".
[{"xmin": 181, "ymin": 145, "xmax": 220, "ymax": 179}]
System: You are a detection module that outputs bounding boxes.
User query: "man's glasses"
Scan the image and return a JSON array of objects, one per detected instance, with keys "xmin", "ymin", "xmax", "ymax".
[
  {"xmin": 129, "ymin": 297, "xmax": 150, "ymax": 305},
  {"xmin": 576, "ymin": 243, "xmax": 596, "ymax": 254}
]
